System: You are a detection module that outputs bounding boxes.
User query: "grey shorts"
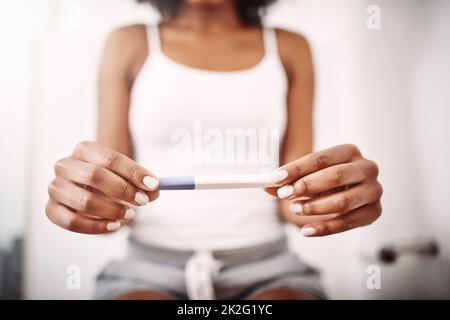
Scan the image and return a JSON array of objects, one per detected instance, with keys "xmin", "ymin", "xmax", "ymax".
[{"xmin": 94, "ymin": 237, "xmax": 326, "ymax": 300}]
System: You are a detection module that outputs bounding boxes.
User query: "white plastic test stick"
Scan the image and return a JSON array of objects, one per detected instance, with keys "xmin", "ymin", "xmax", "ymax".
[{"xmin": 158, "ymin": 174, "xmax": 279, "ymax": 190}]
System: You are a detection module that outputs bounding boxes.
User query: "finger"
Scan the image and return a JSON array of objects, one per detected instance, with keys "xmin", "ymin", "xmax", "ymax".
[
  {"xmin": 300, "ymin": 201, "xmax": 382, "ymax": 237},
  {"xmin": 271, "ymin": 144, "xmax": 362, "ymax": 186},
  {"xmin": 290, "ymin": 159, "xmax": 379, "ymax": 197},
  {"xmin": 264, "ymin": 186, "xmax": 278, "ymax": 197},
  {"xmin": 55, "ymin": 158, "xmax": 150, "ymax": 206},
  {"xmin": 48, "ymin": 178, "xmax": 128, "ymax": 221},
  {"xmin": 286, "ymin": 212, "xmax": 339, "ymax": 227},
  {"xmin": 45, "ymin": 200, "xmax": 122, "ymax": 234},
  {"xmin": 145, "ymin": 189, "xmax": 160, "ymax": 202},
  {"xmin": 79, "ymin": 207, "xmax": 136, "ymax": 221},
  {"xmin": 264, "ymin": 185, "xmax": 337, "ymax": 198},
  {"xmin": 72, "ymin": 141, "xmax": 159, "ymax": 192},
  {"xmin": 289, "ymin": 180, "xmax": 383, "ymax": 216}
]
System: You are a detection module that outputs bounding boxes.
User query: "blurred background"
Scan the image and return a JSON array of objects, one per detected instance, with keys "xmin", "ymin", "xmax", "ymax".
[{"xmin": 0, "ymin": 0, "xmax": 449, "ymax": 299}]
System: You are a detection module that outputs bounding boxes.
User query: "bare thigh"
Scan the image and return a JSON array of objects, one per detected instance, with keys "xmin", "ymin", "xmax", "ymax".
[
  {"xmin": 250, "ymin": 288, "xmax": 318, "ymax": 300},
  {"xmin": 115, "ymin": 290, "xmax": 175, "ymax": 300}
]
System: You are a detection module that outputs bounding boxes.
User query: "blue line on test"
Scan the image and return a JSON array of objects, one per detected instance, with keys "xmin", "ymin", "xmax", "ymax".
[{"xmin": 158, "ymin": 176, "xmax": 195, "ymax": 190}]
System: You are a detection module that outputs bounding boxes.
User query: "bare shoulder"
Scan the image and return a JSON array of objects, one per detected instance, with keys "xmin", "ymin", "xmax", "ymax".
[
  {"xmin": 107, "ymin": 24, "xmax": 146, "ymax": 43},
  {"xmin": 101, "ymin": 24, "xmax": 149, "ymax": 81},
  {"xmin": 276, "ymin": 29, "xmax": 310, "ymax": 50},
  {"xmin": 274, "ymin": 28, "xmax": 313, "ymax": 77},
  {"xmin": 105, "ymin": 24, "xmax": 148, "ymax": 56}
]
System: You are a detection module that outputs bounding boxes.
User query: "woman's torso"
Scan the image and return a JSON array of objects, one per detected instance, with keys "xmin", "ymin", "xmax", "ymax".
[{"xmin": 129, "ymin": 24, "xmax": 288, "ymax": 250}]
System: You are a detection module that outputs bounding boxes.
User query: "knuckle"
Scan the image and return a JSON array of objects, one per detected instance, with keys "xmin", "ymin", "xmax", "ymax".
[
  {"xmin": 74, "ymin": 141, "xmax": 91, "ymax": 154},
  {"xmin": 313, "ymin": 154, "xmax": 329, "ymax": 169},
  {"xmin": 62, "ymin": 216, "xmax": 77, "ymax": 231},
  {"xmin": 53, "ymin": 163, "xmax": 62, "ymax": 176},
  {"xmin": 299, "ymin": 179, "xmax": 311, "ymax": 194},
  {"xmin": 128, "ymin": 165, "xmax": 140, "ymax": 183},
  {"xmin": 374, "ymin": 201, "xmax": 383, "ymax": 217},
  {"xmin": 371, "ymin": 181, "xmax": 383, "ymax": 199},
  {"xmin": 292, "ymin": 162, "xmax": 302, "ymax": 178},
  {"xmin": 84, "ymin": 165, "xmax": 102, "ymax": 184},
  {"xmin": 119, "ymin": 182, "xmax": 132, "ymax": 198},
  {"xmin": 303, "ymin": 202, "xmax": 316, "ymax": 215},
  {"xmin": 377, "ymin": 182, "xmax": 384, "ymax": 198},
  {"xmin": 367, "ymin": 202, "xmax": 382, "ymax": 226},
  {"xmin": 47, "ymin": 180, "xmax": 59, "ymax": 198},
  {"xmin": 367, "ymin": 215, "xmax": 378, "ymax": 226},
  {"xmin": 333, "ymin": 168, "xmax": 346, "ymax": 185},
  {"xmin": 54, "ymin": 158, "xmax": 68, "ymax": 175},
  {"xmin": 78, "ymin": 193, "xmax": 94, "ymax": 211},
  {"xmin": 345, "ymin": 144, "xmax": 361, "ymax": 156},
  {"xmin": 366, "ymin": 160, "xmax": 380, "ymax": 177},
  {"xmin": 343, "ymin": 217, "xmax": 356, "ymax": 231},
  {"xmin": 336, "ymin": 196, "xmax": 352, "ymax": 212},
  {"xmin": 45, "ymin": 202, "xmax": 54, "ymax": 218},
  {"xmin": 102, "ymin": 151, "xmax": 118, "ymax": 169}
]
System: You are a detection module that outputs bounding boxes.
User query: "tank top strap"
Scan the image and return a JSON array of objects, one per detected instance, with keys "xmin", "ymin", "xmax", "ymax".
[
  {"xmin": 262, "ymin": 28, "xmax": 278, "ymax": 55},
  {"xmin": 146, "ymin": 24, "xmax": 161, "ymax": 54}
]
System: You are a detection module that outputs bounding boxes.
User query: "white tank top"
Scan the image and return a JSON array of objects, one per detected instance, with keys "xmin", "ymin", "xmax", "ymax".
[{"xmin": 129, "ymin": 25, "xmax": 288, "ymax": 250}]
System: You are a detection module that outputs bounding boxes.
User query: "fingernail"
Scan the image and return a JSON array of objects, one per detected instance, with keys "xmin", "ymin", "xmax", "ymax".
[
  {"xmin": 289, "ymin": 202, "xmax": 303, "ymax": 215},
  {"xmin": 143, "ymin": 176, "xmax": 159, "ymax": 191},
  {"xmin": 124, "ymin": 208, "xmax": 136, "ymax": 220},
  {"xmin": 277, "ymin": 185, "xmax": 294, "ymax": 199},
  {"xmin": 106, "ymin": 221, "xmax": 121, "ymax": 231},
  {"xmin": 134, "ymin": 191, "xmax": 149, "ymax": 205},
  {"xmin": 301, "ymin": 227, "xmax": 316, "ymax": 237},
  {"xmin": 271, "ymin": 170, "xmax": 289, "ymax": 183}
]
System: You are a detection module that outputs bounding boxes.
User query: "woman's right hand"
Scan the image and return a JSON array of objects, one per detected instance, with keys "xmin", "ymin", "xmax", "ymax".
[{"xmin": 46, "ymin": 141, "xmax": 160, "ymax": 234}]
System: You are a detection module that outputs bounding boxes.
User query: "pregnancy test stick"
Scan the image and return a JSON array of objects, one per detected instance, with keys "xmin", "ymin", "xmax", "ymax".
[{"xmin": 158, "ymin": 174, "xmax": 279, "ymax": 190}]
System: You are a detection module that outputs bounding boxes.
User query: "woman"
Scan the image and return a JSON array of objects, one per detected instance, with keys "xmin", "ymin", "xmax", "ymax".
[{"xmin": 45, "ymin": 0, "xmax": 383, "ymax": 300}]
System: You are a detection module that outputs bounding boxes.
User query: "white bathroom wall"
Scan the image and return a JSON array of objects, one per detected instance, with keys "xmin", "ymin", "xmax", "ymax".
[
  {"xmin": 409, "ymin": 0, "xmax": 450, "ymax": 298},
  {"xmin": 345, "ymin": 0, "xmax": 448, "ymax": 299},
  {"xmin": 268, "ymin": 0, "xmax": 372, "ymax": 299},
  {"xmin": 14, "ymin": 0, "xmax": 450, "ymax": 299},
  {"xmin": 24, "ymin": 0, "xmax": 158, "ymax": 299},
  {"xmin": 0, "ymin": 0, "xmax": 45, "ymax": 247},
  {"xmin": 270, "ymin": 0, "xmax": 450, "ymax": 299}
]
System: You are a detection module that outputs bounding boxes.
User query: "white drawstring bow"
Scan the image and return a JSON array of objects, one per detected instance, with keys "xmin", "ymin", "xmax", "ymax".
[{"xmin": 185, "ymin": 250, "xmax": 223, "ymax": 300}]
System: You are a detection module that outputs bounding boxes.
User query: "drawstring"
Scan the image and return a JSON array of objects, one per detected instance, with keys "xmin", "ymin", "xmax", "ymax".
[{"xmin": 185, "ymin": 250, "xmax": 223, "ymax": 300}]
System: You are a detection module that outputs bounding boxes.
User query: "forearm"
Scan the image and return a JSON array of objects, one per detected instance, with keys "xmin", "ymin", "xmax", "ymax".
[
  {"xmin": 96, "ymin": 26, "xmax": 146, "ymax": 159},
  {"xmin": 97, "ymin": 124, "xmax": 133, "ymax": 158}
]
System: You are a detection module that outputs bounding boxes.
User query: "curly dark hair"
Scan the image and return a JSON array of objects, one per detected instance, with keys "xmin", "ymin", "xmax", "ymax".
[{"xmin": 136, "ymin": 0, "xmax": 277, "ymax": 25}]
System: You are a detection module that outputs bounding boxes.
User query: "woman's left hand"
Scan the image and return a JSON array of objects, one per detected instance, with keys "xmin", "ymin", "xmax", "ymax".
[{"xmin": 268, "ymin": 144, "xmax": 383, "ymax": 237}]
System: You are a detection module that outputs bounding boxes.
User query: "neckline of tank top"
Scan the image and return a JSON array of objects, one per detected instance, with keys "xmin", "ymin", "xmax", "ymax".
[{"xmin": 147, "ymin": 26, "xmax": 279, "ymax": 76}]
